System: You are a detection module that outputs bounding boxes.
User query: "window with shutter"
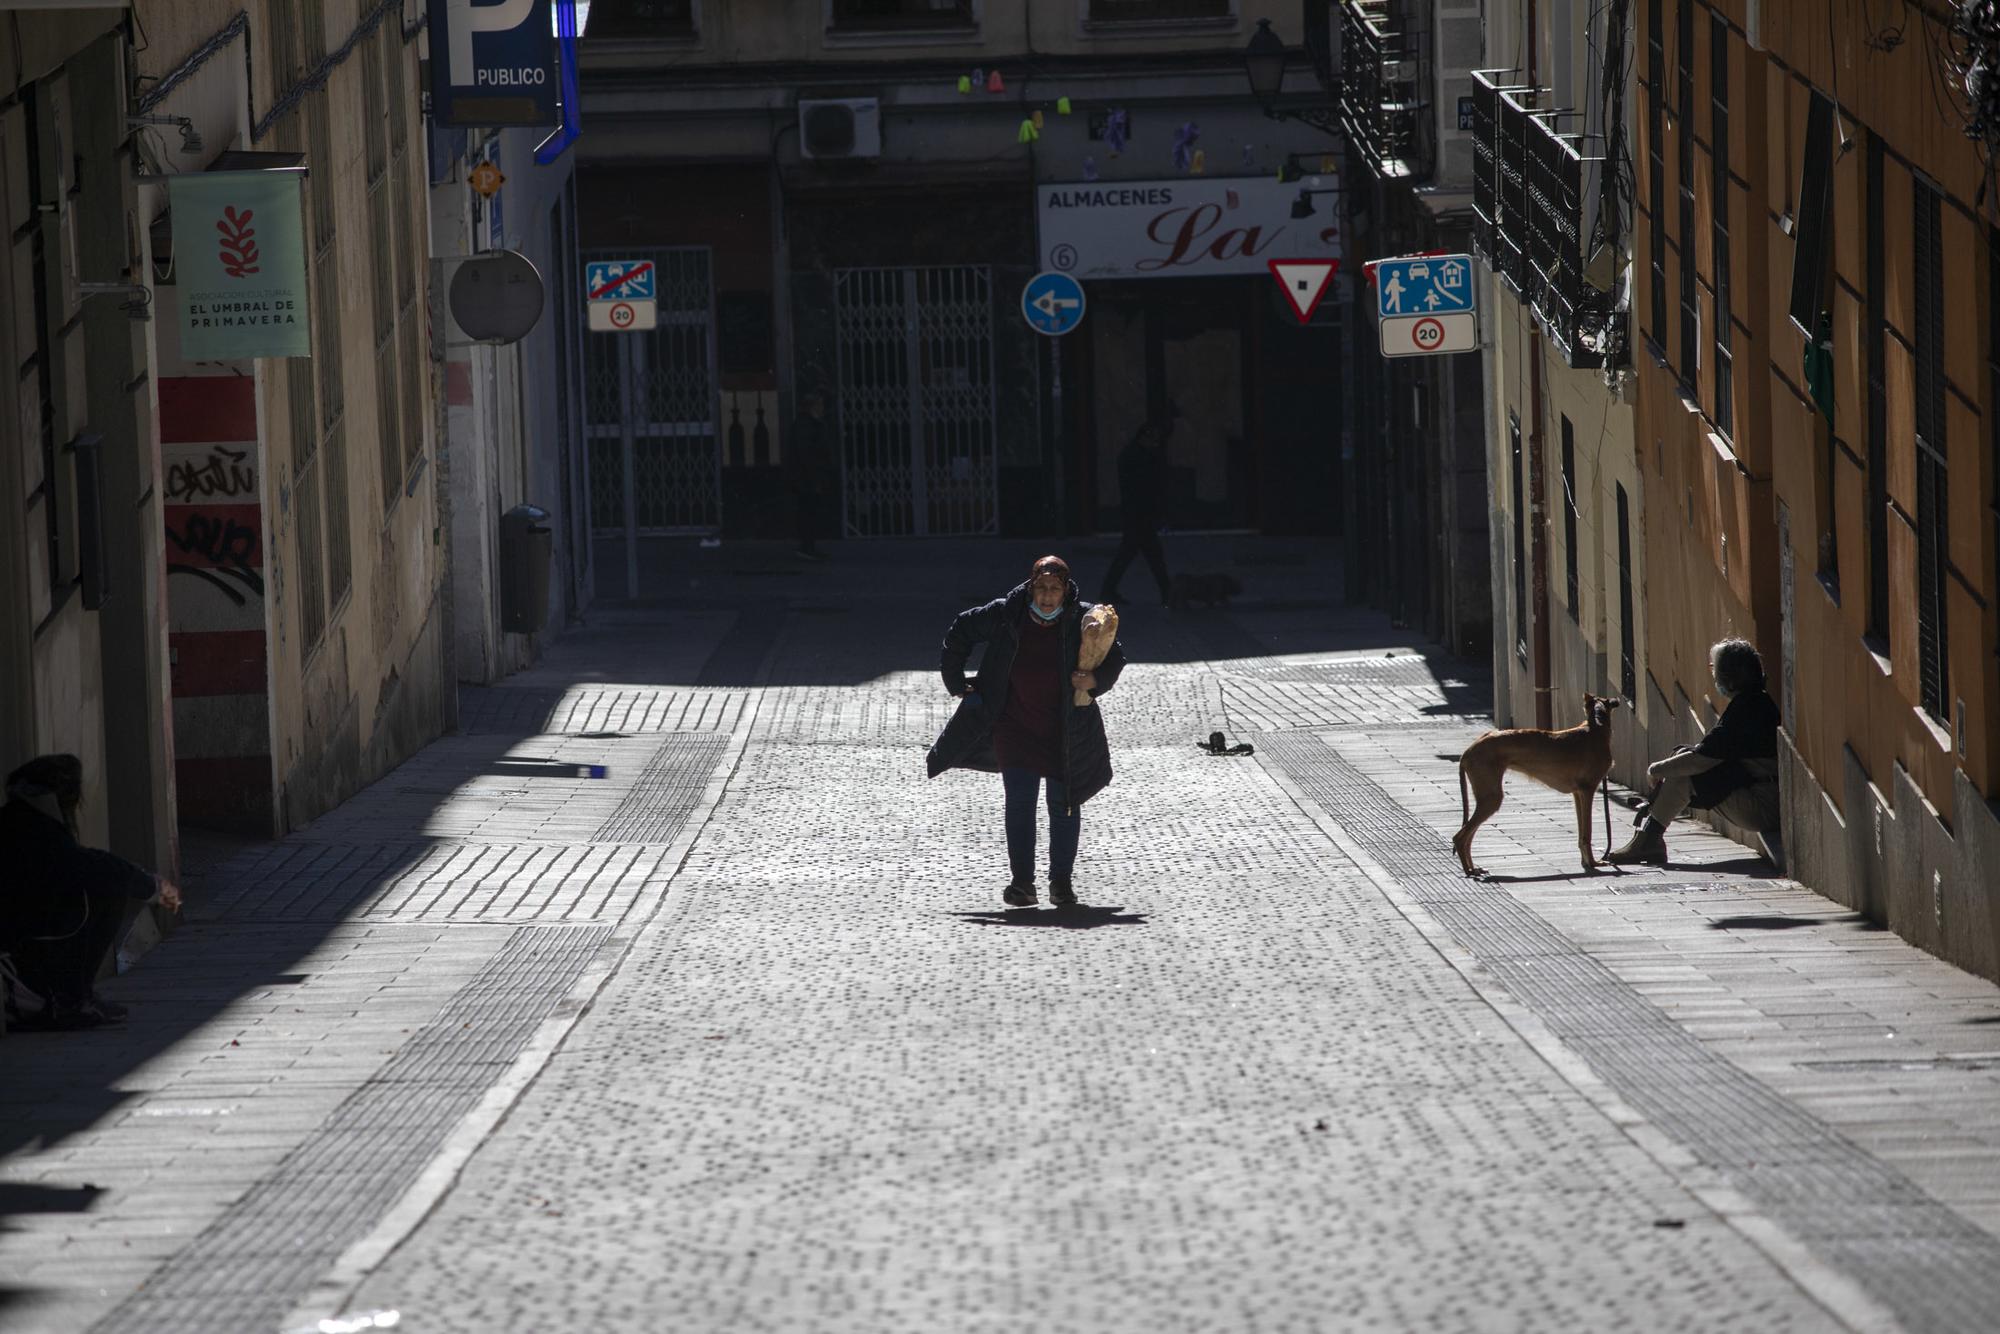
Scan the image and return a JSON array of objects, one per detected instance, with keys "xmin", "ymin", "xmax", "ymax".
[
  {"xmin": 1790, "ymin": 93, "xmax": 1836, "ymax": 335},
  {"xmin": 1617, "ymin": 484, "xmax": 1637, "ymax": 700},
  {"xmin": 1676, "ymin": 0, "xmax": 1697, "ymax": 385},
  {"xmin": 1647, "ymin": 0, "xmax": 1666, "ymax": 347},
  {"xmin": 1512, "ymin": 413, "xmax": 1528, "ymax": 661},
  {"xmin": 1562, "ymin": 416, "xmax": 1580, "ymax": 621},
  {"xmin": 1710, "ymin": 15, "xmax": 1733, "ymax": 437},
  {"xmin": 1913, "ymin": 180, "xmax": 1949, "ymax": 722},
  {"xmin": 1867, "ymin": 137, "xmax": 1890, "ymax": 647}
]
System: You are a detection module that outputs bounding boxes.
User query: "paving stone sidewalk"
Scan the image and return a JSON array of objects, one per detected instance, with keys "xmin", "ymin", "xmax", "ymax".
[{"xmin": 3, "ymin": 535, "xmax": 1997, "ymax": 1334}]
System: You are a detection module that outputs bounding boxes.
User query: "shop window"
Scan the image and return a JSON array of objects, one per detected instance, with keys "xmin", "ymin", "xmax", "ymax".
[
  {"xmin": 1088, "ymin": 0, "xmax": 1232, "ymax": 19},
  {"xmin": 1617, "ymin": 483, "xmax": 1637, "ymax": 700},
  {"xmin": 1914, "ymin": 180, "xmax": 1949, "ymax": 722},
  {"xmin": 1788, "ymin": 91, "xmax": 1836, "ymax": 335},
  {"xmin": 1866, "ymin": 136, "xmax": 1890, "ymax": 649},
  {"xmin": 1562, "ymin": 415, "xmax": 1580, "ymax": 621},
  {"xmin": 1512, "ymin": 412, "xmax": 1528, "ymax": 660},
  {"xmin": 830, "ymin": 0, "xmax": 975, "ymax": 29},
  {"xmin": 1710, "ymin": 14, "xmax": 1733, "ymax": 438},
  {"xmin": 1646, "ymin": 0, "xmax": 1666, "ymax": 349}
]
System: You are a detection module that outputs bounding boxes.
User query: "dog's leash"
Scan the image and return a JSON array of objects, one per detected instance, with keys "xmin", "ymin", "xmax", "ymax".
[{"xmin": 1199, "ymin": 731, "xmax": 1255, "ymax": 757}]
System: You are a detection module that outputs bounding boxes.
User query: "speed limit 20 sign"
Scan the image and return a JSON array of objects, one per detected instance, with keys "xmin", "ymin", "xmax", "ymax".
[{"xmin": 1381, "ymin": 310, "xmax": 1476, "ymax": 358}]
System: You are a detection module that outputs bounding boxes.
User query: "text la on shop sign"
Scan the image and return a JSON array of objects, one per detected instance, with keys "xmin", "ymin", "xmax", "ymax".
[{"xmin": 1036, "ymin": 176, "xmax": 1342, "ymax": 281}]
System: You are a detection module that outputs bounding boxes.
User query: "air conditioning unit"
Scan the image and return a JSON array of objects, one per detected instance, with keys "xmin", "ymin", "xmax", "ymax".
[{"xmin": 799, "ymin": 98, "xmax": 882, "ymax": 160}]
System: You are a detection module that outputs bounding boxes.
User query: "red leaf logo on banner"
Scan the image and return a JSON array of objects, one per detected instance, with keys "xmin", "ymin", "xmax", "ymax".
[{"xmin": 216, "ymin": 206, "xmax": 260, "ymax": 278}]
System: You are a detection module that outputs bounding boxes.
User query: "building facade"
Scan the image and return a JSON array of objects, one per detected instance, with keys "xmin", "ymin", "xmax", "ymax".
[
  {"xmin": 0, "ymin": 12, "xmax": 175, "ymax": 876},
  {"xmin": 1634, "ymin": 1, "xmax": 2000, "ymax": 979},
  {"xmin": 1466, "ymin": 0, "xmax": 1648, "ymax": 783},
  {"xmin": 1335, "ymin": 0, "xmax": 1490, "ymax": 655},
  {"xmin": 574, "ymin": 0, "xmax": 1349, "ymax": 585}
]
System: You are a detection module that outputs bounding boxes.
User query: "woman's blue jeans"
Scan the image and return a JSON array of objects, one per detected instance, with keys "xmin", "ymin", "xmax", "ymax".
[{"xmin": 1001, "ymin": 768, "xmax": 1079, "ymax": 883}]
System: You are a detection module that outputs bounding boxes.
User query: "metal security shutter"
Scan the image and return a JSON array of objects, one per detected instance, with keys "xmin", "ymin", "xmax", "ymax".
[
  {"xmin": 833, "ymin": 265, "xmax": 997, "ymax": 538},
  {"xmin": 1913, "ymin": 182, "xmax": 1948, "ymax": 722}
]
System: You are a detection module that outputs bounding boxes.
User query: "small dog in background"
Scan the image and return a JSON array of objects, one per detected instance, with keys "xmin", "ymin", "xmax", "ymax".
[{"xmin": 1170, "ymin": 571, "xmax": 1243, "ymax": 610}]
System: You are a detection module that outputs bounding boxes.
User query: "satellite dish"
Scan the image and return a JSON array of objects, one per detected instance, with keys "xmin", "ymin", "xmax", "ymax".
[{"xmin": 449, "ymin": 249, "xmax": 545, "ymax": 343}]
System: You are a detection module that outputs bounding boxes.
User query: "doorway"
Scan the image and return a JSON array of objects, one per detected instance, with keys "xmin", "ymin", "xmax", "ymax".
[{"xmin": 1085, "ymin": 279, "xmax": 1254, "ymax": 532}]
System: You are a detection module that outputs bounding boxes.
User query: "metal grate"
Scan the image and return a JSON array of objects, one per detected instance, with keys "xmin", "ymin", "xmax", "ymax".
[
  {"xmin": 1257, "ymin": 731, "xmax": 2000, "ymax": 1333},
  {"xmin": 88, "ymin": 923, "xmax": 610, "ymax": 1334},
  {"xmin": 583, "ymin": 246, "xmax": 719, "ymax": 533},
  {"xmin": 833, "ymin": 265, "xmax": 997, "ymax": 537}
]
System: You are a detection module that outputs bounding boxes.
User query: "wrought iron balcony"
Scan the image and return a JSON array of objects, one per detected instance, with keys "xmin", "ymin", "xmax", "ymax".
[
  {"xmin": 1339, "ymin": 0, "xmax": 1430, "ymax": 180},
  {"xmin": 1469, "ymin": 69, "xmax": 1627, "ymax": 370}
]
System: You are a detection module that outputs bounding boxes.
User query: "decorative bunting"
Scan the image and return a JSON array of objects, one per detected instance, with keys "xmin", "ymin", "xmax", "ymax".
[
  {"xmin": 1172, "ymin": 121, "xmax": 1201, "ymax": 173},
  {"xmin": 1032, "ymin": 108, "xmax": 1045, "ymax": 130},
  {"xmin": 1102, "ymin": 108, "xmax": 1128, "ymax": 155},
  {"xmin": 987, "ymin": 69, "xmax": 1005, "ymax": 93},
  {"xmin": 1082, "ymin": 156, "xmax": 1099, "ymax": 181},
  {"xmin": 1017, "ymin": 118, "xmax": 1039, "ymax": 143},
  {"xmin": 1190, "ymin": 148, "xmax": 1206, "ymax": 174},
  {"xmin": 1057, "ymin": 96, "xmax": 1073, "ymax": 115},
  {"xmin": 957, "ymin": 75, "xmax": 971, "ymax": 94}
]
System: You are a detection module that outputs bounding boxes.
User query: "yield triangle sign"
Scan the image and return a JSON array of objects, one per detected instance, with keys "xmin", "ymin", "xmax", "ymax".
[{"xmin": 1268, "ymin": 258, "xmax": 1340, "ymax": 324}]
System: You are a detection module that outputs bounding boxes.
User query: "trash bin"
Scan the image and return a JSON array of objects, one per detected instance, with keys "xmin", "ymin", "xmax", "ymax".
[{"xmin": 498, "ymin": 503, "xmax": 552, "ymax": 635}]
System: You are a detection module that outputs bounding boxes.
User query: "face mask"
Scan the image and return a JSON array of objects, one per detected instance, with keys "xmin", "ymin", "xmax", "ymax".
[{"xmin": 1030, "ymin": 601, "xmax": 1063, "ymax": 622}]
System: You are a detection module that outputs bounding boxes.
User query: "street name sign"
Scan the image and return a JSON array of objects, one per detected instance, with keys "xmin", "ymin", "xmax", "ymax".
[
  {"xmin": 1022, "ymin": 271, "xmax": 1086, "ymax": 336},
  {"xmin": 1375, "ymin": 252, "xmax": 1477, "ymax": 357},
  {"xmin": 1268, "ymin": 258, "xmax": 1340, "ymax": 324},
  {"xmin": 587, "ymin": 259, "xmax": 657, "ymax": 333}
]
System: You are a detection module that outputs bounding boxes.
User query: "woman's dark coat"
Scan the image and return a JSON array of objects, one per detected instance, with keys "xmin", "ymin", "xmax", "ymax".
[{"xmin": 925, "ymin": 578, "xmax": 1127, "ymax": 809}]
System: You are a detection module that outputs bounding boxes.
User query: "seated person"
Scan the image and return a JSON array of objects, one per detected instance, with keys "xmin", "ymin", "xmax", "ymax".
[
  {"xmin": 0, "ymin": 754, "xmax": 180, "ymax": 1029},
  {"xmin": 1608, "ymin": 639, "xmax": 1781, "ymax": 866}
]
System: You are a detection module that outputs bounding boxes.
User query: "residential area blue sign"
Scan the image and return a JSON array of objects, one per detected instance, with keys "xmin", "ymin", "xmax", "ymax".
[
  {"xmin": 586, "ymin": 260, "xmax": 655, "ymax": 302},
  {"xmin": 1022, "ymin": 271, "xmax": 1086, "ymax": 336},
  {"xmin": 1375, "ymin": 254, "xmax": 1476, "ymax": 319},
  {"xmin": 427, "ymin": 0, "xmax": 560, "ymax": 128}
]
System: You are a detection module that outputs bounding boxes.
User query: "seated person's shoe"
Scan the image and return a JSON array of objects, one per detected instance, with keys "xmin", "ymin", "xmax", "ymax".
[
  {"xmin": 1002, "ymin": 879, "xmax": 1038, "ymax": 908},
  {"xmin": 1606, "ymin": 820, "xmax": 1670, "ymax": 866},
  {"xmin": 1047, "ymin": 876, "xmax": 1078, "ymax": 907},
  {"xmin": 85, "ymin": 994, "xmax": 129, "ymax": 1022},
  {"xmin": 41, "ymin": 997, "xmax": 120, "ymax": 1030}
]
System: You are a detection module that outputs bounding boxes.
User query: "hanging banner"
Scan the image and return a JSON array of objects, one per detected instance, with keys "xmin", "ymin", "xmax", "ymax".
[
  {"xmin": 427, "ymin": 0, "xmax": 560, "ymax": 128},
  {"xmin": 170, "ymin": 170, "xmax": 310, "ymax": 360},
  {"xmin": 1036, "ymin": 175, "xmax": 1342, "ymax": 281}
]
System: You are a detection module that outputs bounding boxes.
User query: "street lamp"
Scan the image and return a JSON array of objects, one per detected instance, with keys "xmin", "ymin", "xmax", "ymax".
[
  {"xmin": 1244, "ymin": 19, "xmax": 1289, "ymax": 111},
  {"xmin": 1243, "ymin": 19, "xmax": 1341, "ymax": 140}
]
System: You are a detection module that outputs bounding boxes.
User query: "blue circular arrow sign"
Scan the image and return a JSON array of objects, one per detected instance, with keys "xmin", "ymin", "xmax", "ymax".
[{"xmin": 1022, "ymin": 271, "xmax": 1087, "ymax": 337}]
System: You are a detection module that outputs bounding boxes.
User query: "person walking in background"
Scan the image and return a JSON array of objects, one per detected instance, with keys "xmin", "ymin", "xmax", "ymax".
[
  {"xmin": 927, "ymin": 556, "xmax": 1127, "ymax": 908},
  {"xmin": 1101, "ymin": 410, "xmax": 1174, "ymax": 607},
  {"xmin": 0, "ymin": 754, "xmax": 180, "ymax": 1030},
  {"xmin": 787, "ymin": 388, "xmax": 836, "ymax": 560}
]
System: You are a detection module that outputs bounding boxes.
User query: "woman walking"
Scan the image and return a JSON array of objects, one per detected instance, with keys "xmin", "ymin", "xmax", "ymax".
[{"xmin": 927, "ymin": 556, "xmax": 1126, "ymax": 907}]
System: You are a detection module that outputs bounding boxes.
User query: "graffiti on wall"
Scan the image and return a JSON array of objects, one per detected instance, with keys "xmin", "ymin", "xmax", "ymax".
[{"xmin": 163, "ymin": 440, "xmax": 264, "ymax": 622}]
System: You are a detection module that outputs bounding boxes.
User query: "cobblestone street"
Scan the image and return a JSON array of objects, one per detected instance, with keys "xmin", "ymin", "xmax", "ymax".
[{"xmin": 5, "ymin": 537, "xmax": 2000, "ymax": 1333}]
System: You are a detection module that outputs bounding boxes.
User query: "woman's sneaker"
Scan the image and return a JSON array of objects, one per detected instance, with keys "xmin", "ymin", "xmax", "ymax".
[
  {"xmin": 1002, "ymin": 879, "xmax": 1038, "ymax": 907},
  {"xmin": 1047, "ymin": 876, "xmax": 1077, "ymax": 907}
]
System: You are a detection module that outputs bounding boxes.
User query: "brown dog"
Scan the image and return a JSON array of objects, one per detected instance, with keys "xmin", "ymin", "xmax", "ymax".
[{"xmin": 1453, "ymin": 693, "xmax": 1622, "ymax": 877}]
